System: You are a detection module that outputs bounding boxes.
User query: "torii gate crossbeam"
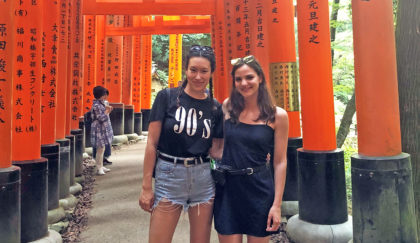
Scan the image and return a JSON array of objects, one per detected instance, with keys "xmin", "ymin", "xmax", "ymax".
[{"xmin": 82, "ymin": 0, "xmax": 215, "ymax": 15}]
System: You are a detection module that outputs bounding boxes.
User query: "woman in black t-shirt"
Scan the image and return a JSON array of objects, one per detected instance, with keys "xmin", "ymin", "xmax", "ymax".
[{"xmin": 139, "ymin": 45, "xmax": 223, "ymax": 243}]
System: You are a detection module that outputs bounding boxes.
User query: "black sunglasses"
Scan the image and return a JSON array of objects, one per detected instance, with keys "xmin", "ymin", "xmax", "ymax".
[{"xmin": 190, "ymin": 45, "xmax": 214, "ymax": 55}]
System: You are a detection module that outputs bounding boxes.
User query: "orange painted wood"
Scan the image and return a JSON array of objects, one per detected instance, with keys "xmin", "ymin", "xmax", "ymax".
[
  {"xmin": 0, "ymin": 0, "xmax": 14, "ymax": 168},
  {"xmin": 267, "ymin": 0, "xmax": 301, "ymax": 138},
  {"xmin": 65, "ymin": 0, "xmax": 72, "ymax": 135},
  {"xmin": 41, "ymin": 0, "xmax": 59, "ymax": 145},
  {"xmin": 122, "ymin": 16, "xmax": 133, "ymax": 105},
  {"xmin": 168, "ymin": 34, "xmax": 182, "ymax": 88},
  {"xmin": 12, "ymin": 0, "xmax": 43, "ymax": 160},
  {"xmin": 83, "ymin": 15, "xmax": 96, "ymax": 113},
  {"xmin": 140, "ymin": 35, "xmax": 152, "ymax": 109},
  {"xmin": 249, "ymin": 0, "xmax": 270, "ymax": 86},
  {"xmin": 131, "ymin": 16, "xmax": 142, "ymax": 113},
  {"xmin": 69, "ymin": 0, "xmax": 83, "ymax": 129},
  {"xmin": 232, "ymin": 0, "xmax": 247, "ymax": 58},
  {"xmin": 352, "ymin": 0, "xmax": 402, "ymax": 156},
  {"xmin": 106, "ymin": 24, "xmax": 211, "ymax": 36},
  {"xmin": 106, "ymin": 15, "xmax": 123, "ymax": 103},
  {"xmin": 212, "ymin": 0, "xmax": 229, "ymax": 101},
  {"xmin": 82, "ymin": 0, "xmax": 215, "ymax": 15},
  {"xmin": 56, "ymin": 0, "xmax": 69, "ymax": 139},
  {"xmin": 223, "ymin": 0, "xmax": 234, "ymax": 94},
  {"xmin": 95, "ymin": 15, "xmax": 106, "ymax": 86},
  {"xmin": 296, "ymin": 0, "xmax": 336, "ymax": 151}
]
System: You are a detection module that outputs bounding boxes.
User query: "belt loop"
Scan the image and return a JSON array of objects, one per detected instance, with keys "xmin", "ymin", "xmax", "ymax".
[
  {"xmin": 174, "ymin": 157, "xmax": 177, "ymax": 165},
  {"xmin": 199, "ymin": 157, "xmax": 203, "ymax": 164}
]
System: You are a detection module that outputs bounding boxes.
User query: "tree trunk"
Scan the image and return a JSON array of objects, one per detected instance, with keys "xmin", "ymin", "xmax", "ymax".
[
  {"xmin": 395, "ymin": 0, "xmax": 420, "ymax": 237},
  {"xmin": 330, "ymin": 0, "xmax": 340, "ymax": 64},
  {"xmin": 336, "ymin": 91, "xmax": 356, "ymax": 148}
]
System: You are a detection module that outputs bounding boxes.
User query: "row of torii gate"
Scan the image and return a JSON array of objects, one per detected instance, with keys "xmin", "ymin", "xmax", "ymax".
[{"xmin": 0, "ymin": 0, "xmax": 418, "ymax": 243}]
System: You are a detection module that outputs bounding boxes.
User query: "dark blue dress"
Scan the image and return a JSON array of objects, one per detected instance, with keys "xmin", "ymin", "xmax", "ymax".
[{"xmin": 214, "ymin": 119, "xmax": 276, "ymax": 237}]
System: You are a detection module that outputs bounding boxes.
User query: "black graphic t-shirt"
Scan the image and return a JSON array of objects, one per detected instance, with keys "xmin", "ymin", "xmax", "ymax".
[{"xmin": 149, "ymin": 87, "xmax": 224, "ymax": 158}]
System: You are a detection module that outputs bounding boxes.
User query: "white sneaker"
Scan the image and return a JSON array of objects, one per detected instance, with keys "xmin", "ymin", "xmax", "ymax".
[
  {"xmin": 102, "ymin": 167, "xmax": 111, "ymax": 172},
  {"xmin": 97, "ymin": 168, "xmax": 106, "ymax": 175}
]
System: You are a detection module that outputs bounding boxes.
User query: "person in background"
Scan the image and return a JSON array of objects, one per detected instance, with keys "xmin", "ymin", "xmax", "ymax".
[
  {"xmin": 214, "ymin": 55, "xmax": 288, "ymax": 243},
  {"xmin": 91, "ymin": 86, "xmax": 114, "ymax": 175},
  {"xmin": 92, "ymin": 89, "xmax": 113, "ymax": 165},
  {"xmin": 139, "ymin": 45, "xmax": 224, "ymax": 243}
]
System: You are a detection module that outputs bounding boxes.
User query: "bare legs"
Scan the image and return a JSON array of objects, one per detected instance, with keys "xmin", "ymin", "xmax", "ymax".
[
  {"xmin": 218, "ymin": 233, "xmax": 270, "ymax": 243},
  {"xmin": 148, "ymin": 199, "xmax": 214, "ymax": 243}
]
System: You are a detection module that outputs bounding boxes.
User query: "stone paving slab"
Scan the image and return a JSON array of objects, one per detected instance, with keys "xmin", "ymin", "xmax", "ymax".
[{"xmin": 79, "ymin": 140, "xmax": 219, "ymax": 243}]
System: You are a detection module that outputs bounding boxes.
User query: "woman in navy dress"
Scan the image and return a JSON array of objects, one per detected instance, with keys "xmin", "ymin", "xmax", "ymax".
[{"xmin": 214, "ymin": 56, "xmax": 289, "ymax": 243}]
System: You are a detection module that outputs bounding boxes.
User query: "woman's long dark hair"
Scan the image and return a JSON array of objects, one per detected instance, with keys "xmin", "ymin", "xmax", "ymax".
[
  {"xmin": 176, "ymin": 46, "xmax": 216, "ymax": 108},
  {"xmin": 228, "ymin": 58, "xmax": 276, "ymax": 124}
]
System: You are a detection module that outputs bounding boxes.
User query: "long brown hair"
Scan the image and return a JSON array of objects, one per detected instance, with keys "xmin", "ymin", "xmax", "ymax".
[{"xmin": 228, "ymin": 56, "xmax": 276, "ymax": 124}]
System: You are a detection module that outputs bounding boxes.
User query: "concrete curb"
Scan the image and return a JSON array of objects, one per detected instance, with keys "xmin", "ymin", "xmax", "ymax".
[
  {"xmin": 47, "ymin": 207, "xmax": 66, "ymax": 225},
  {"xmin": 286, "ymin": 215, "xmax": 353, "ymax": 243},
  {"xmin": 59, "ymin": 194, "xmax": 78, "ymax": 210},
  {"xmin": 69, "ymin": 182, "xmax": 82, "ymax": 195},
  {"xmin": 29, "ymin": 229, "xmax": 62, "ymax": 243},
  {"xmin": 282, "ymin": 201, "xmax": 299, "ymax": 218}
]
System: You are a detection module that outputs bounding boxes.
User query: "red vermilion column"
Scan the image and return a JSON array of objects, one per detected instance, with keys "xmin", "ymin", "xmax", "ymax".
[
  {"xmin": 223, "ymin": 0, "xmax": 234, "ymax": 94},
  {"xmin": 69, "ymin": 0, "xmax": 83, "ymax": 129},
  {"xmin": 168, "ymin": 34, "xmax": 182, "ymax": 88},
  {"xmin": 95, "ymin": 15, "xmax": 106, "ymax": 87},
  {"xmin": 297, "ymin": 0, "xmax": 335, "ymax": 150},
  {"xmin": 106, "ymin": 15, "xmax": 125, "ymax": 135},
  {"xmin": 268, "ymin": 0, "xmax": 301, "ymax": 138},
  {"xmin": 0, "ymin": 0, "xmax": 14, "ymax": 169},
  {"xmin": 56, "ymin": 0, "xmax": 68, "ymax": 140},
  {"xmin": 132, "ymin": 16, "xmax": 143, "ymax": 135},
  {"xmin": 69, "ymin": 0, "xmax": 84, "ymax": 180},
  {"xmin": 140, "ymin": 35, "xmax": 152, "ymax": 131},
  {"xmin": 249, "ymin": 0, "xmax": 270, "ymax": 83},
  {"xmin": 65, "ymin": 0, "xmax": 72, "ymax": 136},
  {"xmin": 287, "ymin": 1, "xmax": 351, "ymax": 240},
  {"xmin": 11, "ymin": 1, "xmax": 49, "ymax": 242},
  {"xmin": 122, "ymin": 16, "xmax": 134, "ymax": 134},
  {"xmin": 41, "ymin": 0, "xmax": 59, "ymax": 146},
  {"xmin": 122, "ymin": 16, "xmax": 133, "ymax": 105},
  {"xmin": 41, "ymin": 0, "xmax": 61, "ymax": 211},
  {"xmin": 83, "ymin": 15, "xmax": 96, "ymax": 113},
  {"xmin": 232, "ymin": 0, "xmax": 248, "ymax": 58},
  {"xmin": 0, "ymin": 2, "xmax": 21, "ymax": 241},
  {"xmin": 266, "ymin": 0, "xmax": 302, "ymax": 211},
  {"xmin": 56, "ymin": 0, "xmax": 71, "ymax": 200},
  {"xmin": 350, "ymin": 1, "xmax": 418, "ymax": 241},
  {"xmin": 212, "ymin": 0, "xmax": 229, "ymax": 101}
]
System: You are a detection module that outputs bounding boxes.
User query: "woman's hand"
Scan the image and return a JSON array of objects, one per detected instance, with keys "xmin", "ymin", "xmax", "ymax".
[
  {"xmin": 139, "ymin": 188, "xmax": 154, "ymax": 213},
  {"xmin": 266, "ymin": 205, "xmax": 282, "ymax": 232}
]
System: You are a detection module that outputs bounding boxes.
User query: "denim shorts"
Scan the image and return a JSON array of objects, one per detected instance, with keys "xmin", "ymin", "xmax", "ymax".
[{"xmin": 153, "ymin": 157, "xmax": 215, "ymax": 211}]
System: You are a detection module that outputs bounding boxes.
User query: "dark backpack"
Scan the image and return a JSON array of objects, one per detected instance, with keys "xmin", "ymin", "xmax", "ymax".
[{"xmin": 84, "ymin": 110, "xmax": 94, "ymax": 128}]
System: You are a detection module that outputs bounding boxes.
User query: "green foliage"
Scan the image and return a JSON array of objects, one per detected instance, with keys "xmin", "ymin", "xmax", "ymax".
[
  {"xmin": 152, "ymin": 34, "xmax": 211, "ymax": 85},
  {"xmin": 342, "ymin": 137, "xmax": 358, "ymax": 214}
]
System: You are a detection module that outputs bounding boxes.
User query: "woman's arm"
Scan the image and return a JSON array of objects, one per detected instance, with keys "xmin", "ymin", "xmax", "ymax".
[
  {"xmin": 266, "ymin": 107, "xmax": 289, "ymax": 231},
  {"xmin": 92, "ymin": 103, "xmax": 109, "ymax": 123},
  {"xmin": 139, "ymin": 120, "xmax": 162, "ymax": 213},
  {"xmin": 209, "ymin": 138, "xmax": 223, "ymax": 160}
]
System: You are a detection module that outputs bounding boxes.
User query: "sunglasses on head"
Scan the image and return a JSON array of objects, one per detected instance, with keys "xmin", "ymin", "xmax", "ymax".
[
  {"xmin": 190, "ymin": 45, "xmax": 214, "ymax": 55},
  {"xmin": 230, "ymin": 55, "xmax": 255, "ymax": 66}
]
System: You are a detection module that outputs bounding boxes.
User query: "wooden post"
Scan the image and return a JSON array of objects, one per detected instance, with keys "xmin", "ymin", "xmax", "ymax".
[
  {"xmin": 212, "ymin": 0, "xmax": 229, "ymax": 101},
  {"xmin": 351, "ymin": 0, "xmax": 418, "ymax": 242},
  {"xmin": 0, "ymin": 4, "xmax": 21, "ymax": 241},
  {"xmin": 140, "ymin": 35, "xmax": 152, "ymax": 110},
  {"xmin": 11, "ymin": 1, "xmax": 49, "ymax": 242},
  {"xmin": 122, "ymin": 16, "xmax": 133, "ymax": 105},
  {"xmin": 132, "ymin": 16, "xmax": 143, "ymax": 135},
  {"xmin": 56, "ymin": 0, "xmax": 68, "ymax": 140},
  {"xmin": 287, "ymin": 1, "xmax": 351, "ymax": 242},
  {"xmin": 168, "ymin": 34, "xmax": 182, "ymax": 88},
  {"xmin": 83, "ymin": 15, "xmax": 96, "ymax": 113},
  {"xmin": 0, "ymin": 0, "xmax": 14, "ymax": 169},
  {"xmin": 95, "ymin": 15, "xmax": 106, "ymax": 87}
]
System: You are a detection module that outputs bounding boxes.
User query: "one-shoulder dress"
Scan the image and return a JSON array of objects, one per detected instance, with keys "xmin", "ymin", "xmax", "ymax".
[{"xmin": 214, "ymin": 119, "xmax": 277, "ymax": 237}]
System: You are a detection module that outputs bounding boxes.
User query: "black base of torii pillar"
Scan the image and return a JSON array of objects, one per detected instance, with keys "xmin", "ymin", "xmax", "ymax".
[
  {"xmin": 0, "ymin": 166, "xmax": 21, "ymax": 243},
  {"xmin": 124, "ymin": 105, "xmax": 134, "ymax": 134},
  {"xmin": 351, "ymin": 153, "xmax": 418, "ymax": 242},
  {"xmin": 56, "ymin": 138, "xmax": 70, "ymax": 199},
  {"xmin": 71, "ymin": 129, "xmax": 84, "ymax": 177},
  {"xmin": 13, "ymin": 158, "xmax": 48, "ymax": 243},
  {"xmin": 134, "ymin": 112, "xmax": 142, "ymax": 135},
  {"xmin": 286, "ymin": 149, "xmax": 352, "ymax": 243},
  {"xmin": 110, "ymin": 103, "xmax": 125, "ymax": 136},
  {"xmin": 41, "ymin": 143, "xmax": 60, "ymax": 210}
]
